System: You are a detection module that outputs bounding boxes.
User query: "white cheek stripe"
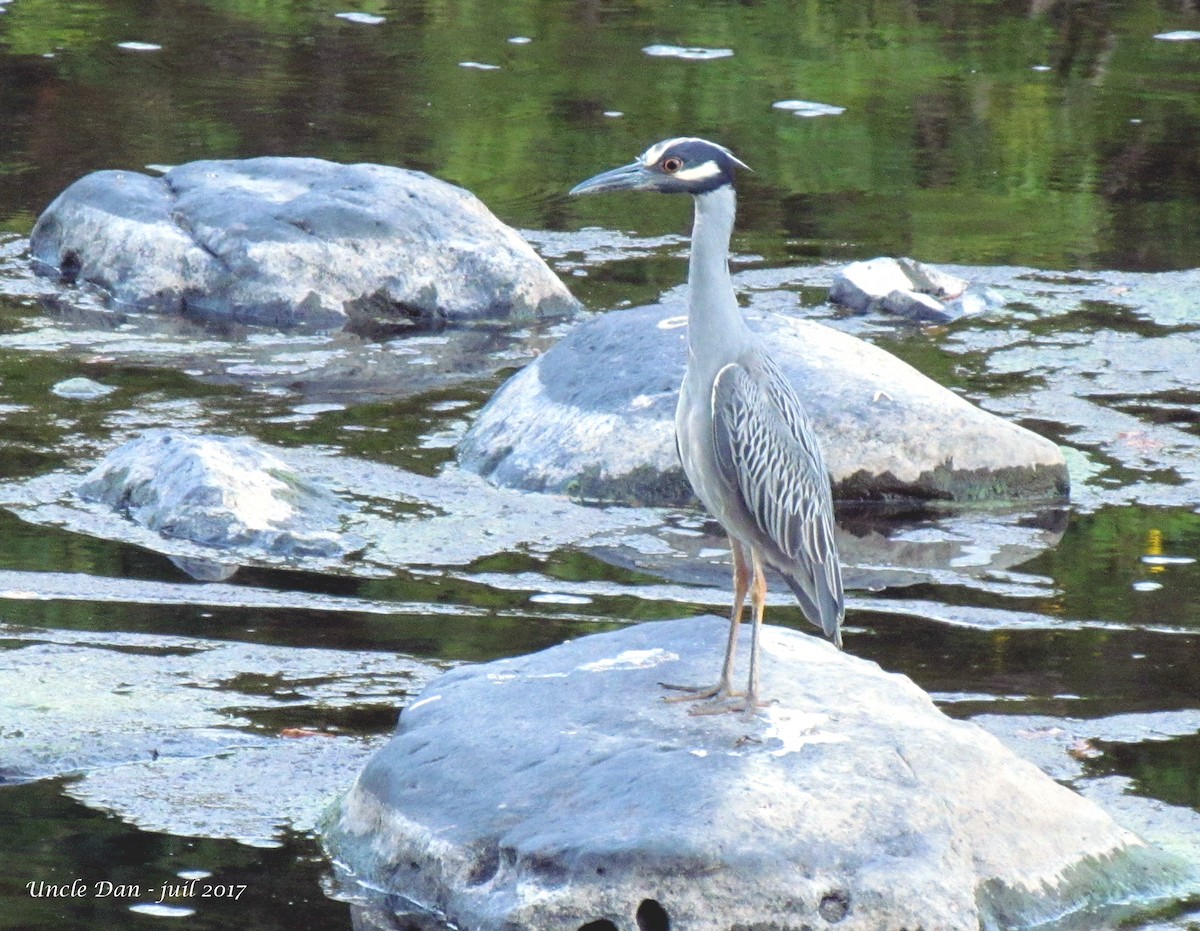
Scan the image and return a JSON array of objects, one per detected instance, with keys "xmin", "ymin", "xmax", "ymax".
[{"xmin": 673, "ymin": 159, "xmax": 722, "ymax": 182}]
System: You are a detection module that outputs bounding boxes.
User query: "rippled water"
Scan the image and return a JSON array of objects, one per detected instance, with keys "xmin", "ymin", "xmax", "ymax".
[{"xmin": 2, "ymin": 1, "xmax": 1200, "ymax": 929}]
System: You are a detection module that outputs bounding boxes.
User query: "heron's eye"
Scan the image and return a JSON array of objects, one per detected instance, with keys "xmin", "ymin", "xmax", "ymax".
[{"xmin": 661, "ymin": 156, "xmax": 684, "ymax": 173}]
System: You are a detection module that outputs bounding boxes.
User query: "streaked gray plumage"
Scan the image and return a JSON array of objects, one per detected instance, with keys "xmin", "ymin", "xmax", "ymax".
[{"xmin": 572, "ymin": 137, "xmax": 844, "ymax": 712}]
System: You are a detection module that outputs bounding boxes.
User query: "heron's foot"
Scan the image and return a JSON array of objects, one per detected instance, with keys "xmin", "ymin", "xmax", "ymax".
[
  {"xmin": 688, "ymin": 694, "xmax": 776, "ymax": 717},
  {"xmin": 659, "ymin": 681, "xmax": 744, "ymax": 703}
]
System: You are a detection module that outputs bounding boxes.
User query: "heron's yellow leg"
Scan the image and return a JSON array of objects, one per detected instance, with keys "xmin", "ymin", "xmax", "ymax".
[
  {"xmin": 661, "ymin": 537, "xmax": 750, "ymax": 702},
  {"xmin": 686, "ymin": 551, "xmax": 772, "ymax": 717},
  {"xmin": 745, "ymin": 554, "xmax": 769, "ymax": 708}
]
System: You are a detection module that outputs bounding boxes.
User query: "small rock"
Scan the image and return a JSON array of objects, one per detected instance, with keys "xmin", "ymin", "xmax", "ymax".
[
  {"xmin": 944, "ymin": 285, "xmax": 1005, "ymax": 319},
  {"xmin": 830, "ymin": 257, "xmax": 977, "ymax": 320},
  {"xmin": 880, "ymin": 288, "xmax": 949, "ymax": 323},
  {"xmin": 896, "ymin": 256, "xmax": 968, "ymax": 299},
  {"xmin": 51, "ymin": 376, "xmax": 116, "ymax": 400},
  {"xmin": 324, "ymin": 617, "xmax": 1193, "ymax": 931},
  {"xmin": 77, "ymin": 430, "xmax": 349, "ymax": 558},
  {"xmin": 828, "ymin": 257, "xmax": 914, "ymax": 312}
]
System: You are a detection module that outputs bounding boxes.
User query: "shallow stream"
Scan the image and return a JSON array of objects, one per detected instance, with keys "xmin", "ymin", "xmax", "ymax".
[{"xmin": 2, "ymin": 2, "xmax": 1199, "ymax": 929}]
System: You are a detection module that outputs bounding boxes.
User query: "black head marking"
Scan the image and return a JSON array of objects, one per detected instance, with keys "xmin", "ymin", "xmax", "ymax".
[
  {"xmin": 570, "ymin": 137, "xmax": 750, "ymax": 197},
  {"xmin": 638, "ymin": 137, "xmax": 751, "ymax": 193}
]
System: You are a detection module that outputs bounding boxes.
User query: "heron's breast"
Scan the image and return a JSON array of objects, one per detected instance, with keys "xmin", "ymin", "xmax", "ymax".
[{"xmin": 675, "ymin": 372, "xmax": 752, "ymax": 538}]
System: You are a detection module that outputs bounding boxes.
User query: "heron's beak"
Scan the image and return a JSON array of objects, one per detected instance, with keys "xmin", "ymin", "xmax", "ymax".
[{"xmin": 569, "ymin": 161, "xmax": 654, "ymax": 196}]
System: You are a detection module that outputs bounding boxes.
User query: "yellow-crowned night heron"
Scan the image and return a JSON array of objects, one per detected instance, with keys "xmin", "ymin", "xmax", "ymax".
[{"xmin": 571, "ymin": 137, "xmax": 844, "ymax": 713}]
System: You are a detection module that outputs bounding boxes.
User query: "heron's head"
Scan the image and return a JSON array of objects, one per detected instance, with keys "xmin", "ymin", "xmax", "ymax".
[{"xmin": 569, "ymin": 137, "xmax": 750, "ymax": 197}]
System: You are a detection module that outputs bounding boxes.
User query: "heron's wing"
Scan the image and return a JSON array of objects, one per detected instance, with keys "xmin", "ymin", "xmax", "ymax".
[{"xmin": 710, "ymin": 356, "xmax": 844, "ymax": 644}]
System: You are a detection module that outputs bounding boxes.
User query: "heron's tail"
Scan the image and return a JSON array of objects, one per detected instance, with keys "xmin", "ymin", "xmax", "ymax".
[{"xmin": 783, "ymin": 571, "xmax": 844, "ymax": 649}]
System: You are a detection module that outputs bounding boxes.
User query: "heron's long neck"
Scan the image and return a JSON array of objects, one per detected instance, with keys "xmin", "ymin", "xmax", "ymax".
[{"xmin": 686, "ymin": 185, "xmax": 749, "ymax": 367}]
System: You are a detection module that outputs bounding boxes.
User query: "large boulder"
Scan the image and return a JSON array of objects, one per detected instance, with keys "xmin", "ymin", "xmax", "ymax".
[
  {"xmin": 29, "ymin": 157, "xmax": 580, "ymax": 329},
  {"xmin": 324, "ymin": 617, "xmax": 1191, "ymax": 931},
  {"xmin": 76, "ymin": 430, "xmax": 349, "ymax": 559},
  {"xmin": 458, "ymin": 302, "xmax": 1069, "ymax": 505}
]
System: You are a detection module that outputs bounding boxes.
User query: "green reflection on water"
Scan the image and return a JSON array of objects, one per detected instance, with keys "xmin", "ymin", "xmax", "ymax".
[
  {"xmin": 1, "ymin": 0, "xmax": 1198, "ymax": 269},
  {"xmin": 0, "ymin": 780, "xmax": 349, "ymax": 931}
]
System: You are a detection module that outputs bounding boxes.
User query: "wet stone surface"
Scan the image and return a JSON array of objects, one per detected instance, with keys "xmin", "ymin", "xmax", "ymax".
[
  {"xmin": 457, "ymin": 300, "xmax": 1069, "ymax": 505},
  {"xmin": 327, "ymin": 617, "xmax": 1196, "ymax": 931}
]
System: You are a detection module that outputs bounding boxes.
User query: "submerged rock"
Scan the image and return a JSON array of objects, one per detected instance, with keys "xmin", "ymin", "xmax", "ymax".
[
  {"xmin": 324, "ymin": 617, "xmax": 1192, "ymax": 931},
  {"xmin": 77, "ymin": 430, "xmax": 349, "ymax": 558},
  {"xmin": 458, "ymin": 302, "xmax": 1069, "ymax": 505},
  {"xmin": 29, "ymin": 157, "xmax": 580, "ymax": 329},
  {"xmin": 830, "ymin": 257, "xmax": 999, "ymax": 323}
]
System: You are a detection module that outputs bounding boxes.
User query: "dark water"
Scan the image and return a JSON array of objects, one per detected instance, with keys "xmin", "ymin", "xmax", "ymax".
[{"xmin": 2, "ymin": 1, "xmax": 1200, "ymax": 929}]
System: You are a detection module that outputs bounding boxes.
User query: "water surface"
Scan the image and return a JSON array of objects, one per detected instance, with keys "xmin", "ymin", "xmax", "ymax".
[{"xmin": 1, "ymin": 1, "xmax": 1199, "ymax": 929}]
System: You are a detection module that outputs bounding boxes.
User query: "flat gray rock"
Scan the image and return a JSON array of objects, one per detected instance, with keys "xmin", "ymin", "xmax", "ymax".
[
  {"xmin": 29, "ymin": 157, "xmax": 580, "ymax": 328},
  {"xmin": 77, "ymin": 429, "xmax": 350, "ymax": 559},
  {"xmin": 457, "ymin": 302, "xmax": 1069, "ymax": 504},
  {"xmin": 324, "ymin": 617, "xmax": 1193, "ymax": 931}
]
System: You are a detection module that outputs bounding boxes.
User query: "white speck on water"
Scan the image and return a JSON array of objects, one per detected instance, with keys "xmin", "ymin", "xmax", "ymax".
[
  {"xmin": 176, "ymin": 869, "xmax": 212, "ymax": 880},
  {"xmin": 529, "ymin": 592, "xmax": 593, "ymax": 606},
  {"xmin": 117, "ymin": 41, "xmax": 162, "ymax": 51},
  {"xmin": 656, "ymin": 315, "xmax": 688, "ymax": 330},
  {"xmin": 1132, "ymin": 581, "xmax": 1163, "ymax": 592},
  {"xmin": 577, "ymin": 649, "xmax": 678, "ymax": 672},
  {"xmin": 428, "ymin": 399, "xmax": 472, "ymax": 413},
  {"xmin": 1031, "ymin": 64, "xmax": 1052, "ymax": 72},
  {"xmin": 932, "ymin": 691, "xmax": 1029, "ymax": 704},
  {"xmin": 690, "ymin": 749, "xmax": 708, "ymax": 758},
  {"xmin": 241, "ymin": 837, "xmax": 284, "ymax": 849},
  {"xmin": 335, "ymin": 12, "xmax": 385, "ymax": 24},
  {"xmin": 603, "ymin": 111, "xmax": 624, "ymax": 118},
  {"xmin": 459, "ymin": 61, "xmax": 501, "ymax": 70},
  {"xmin": 407, "ymin": 694, "xmax": 443, "ymax": 712},
  {"xmin": 129, "ymin": 904, "xmax": 195, "ymax": 918},
  {"xmin": 51, "ymin": 377, "xmax": 116, "ymax": 400},
  {"xmin": 1131, "ymin": 653, "xmax": 1147, "ymax": 660},
  {"xmin": 294, "ymin": 402, "xmax": 346, "ymax": 416},
  {"xmin": 643, "ymin": 44, "xmax": 733, "ymax": 60},
  {"xmin": 698, "ymin": 548, "xmax": 727, "ymax": 559},
  {"xmin": 508, "ymin": 36, "xmax": 532, "ymax": 44},
  {"xmin": 772, "ymin": 99, "xmax": 846, "ymax": 118},
  {"xmin": 1154, "ymin": 30, "xmax": 1200, "ymax": 41},
  {"xmin": 1141, "ymin": 554, "xmax": 1195, "ymax": 566}
]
